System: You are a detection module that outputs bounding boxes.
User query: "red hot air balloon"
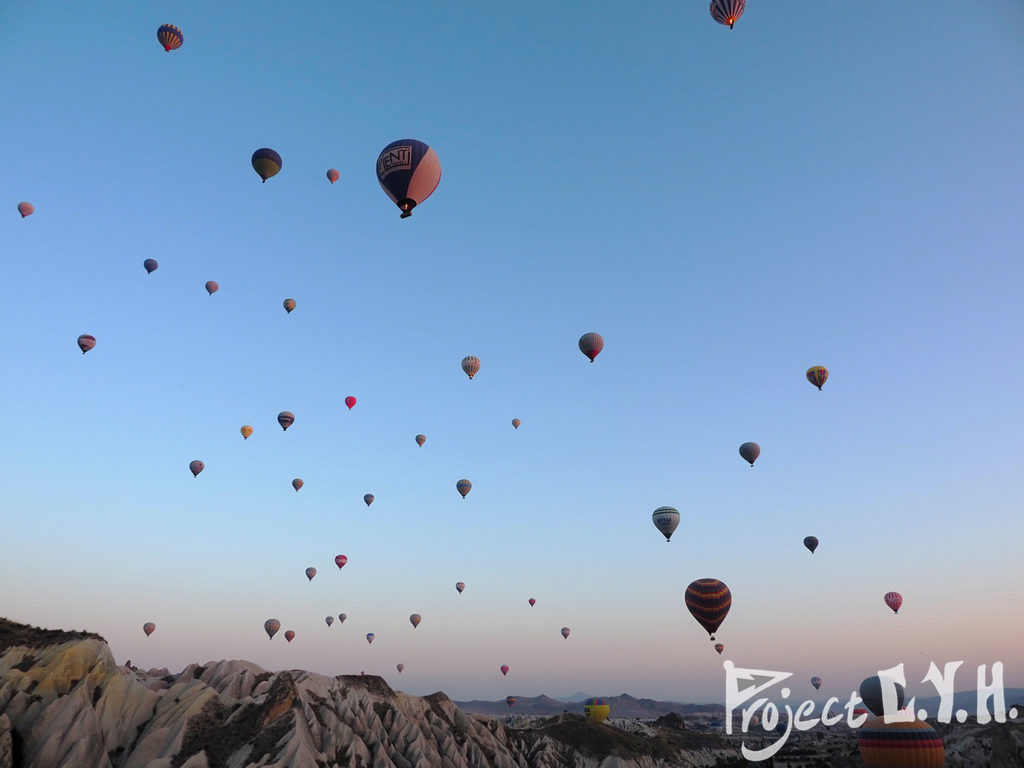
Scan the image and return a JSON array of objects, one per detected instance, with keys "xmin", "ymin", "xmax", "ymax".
[
  {"xmin": 143, "ymin": 622, "xmax": 156, "ymax": 637},
  {"xmin": 415, "ymin": 434, "xmax": 426, "ymax": 447},
  {"xmin": 528, "ymin": 598, "xmax": 536, "ymax": 607},
  {"xmin": 739, "ymin": 442, "xmax": 760, "ymax": 466},
  {"xmin": 709, "ymin": 0, "xmax": 745, "ymax": 29},
  {"xmin": 363, "ymin": 494, "xmax": 374, "ymax": 507},
  {"xmin": 335, "ymin": 554, "xmax": 348, "ymax": 569},
  {"xmin": 143, "ymin": 258, "xmax": 158, "ymax": 274},
  {"xmin": 345, "ymin": 396, "xmax": 356, "ymax": 410},
  {"xmin": 455, "ymin": 581, "xmax": 465, "ymax": 593},
  {"xmin": 506, "ymin": 696, "xmax": 516, "ymax": 708},
  {"xmin": 456, "ymin": 479, "xmax": 472, "ymax": 498},
  {"xmin": 578, "ymin": 332, "xmax": 604, "ymax": 362},
  {"xmin": 205, "ymin": 281, "xmax": 218, "ymax": 295},
  {"xmin": 376, "ymin": 139, "xmax": 441, "ymax": 218},
  {"xmin": 500, "ymin": 665, "xmax": 509, "ymax": 676},
  {"xmin": 327, "ymin": 168, "xmax": 340, "ymax": 184},
  {"xmin": 884, "ymin": 592, "xmax": 903, "ymax": 614},
  {"xmin": 77, "ymin": 334, "xmax": 96, "ymax": 354},
  {"xmin": 284, "ymin": 630, "xmax": 295, "ymax": 643},
  {"xmin": 189, "ymin": 460, "xmax": 204, "ymax": 477},
  {"xmin": 157, "ymin": 24, "xmax": 183, "ymax": 51},
  {"xmin": 685, "ymin": 579, "xmax": 732, "ymax": 641},
  {"xmin": 278, "ymin": 411, "xmax": 294, "ymax": 430},
  {"xmin": 292, "ymin": 478, "xmax": 303, "ymax": 492},
  {"xmin": 264, "ymin": 619, "xmax": 281, "ymax": 639},
  {"xmin": 18, "ymin": 202, "xmax": 34, "ymax": 218},
  {"xmin": 461, "ymin": 356, "xmax": 480, "ymax": 380}
]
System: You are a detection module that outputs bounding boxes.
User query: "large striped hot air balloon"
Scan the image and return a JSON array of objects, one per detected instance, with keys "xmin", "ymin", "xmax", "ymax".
[
  {"xmin": 278, "ymin": 411, "xmax": 294, "ymax": 430},
  {"xmin": 376, "ymin": 139, "xmax": 441, "ymax": 218},
  {"xmin": 157, "ymin": 24, "xmax": 183, "ymax": 51},
  {"xmin": 709, "ymin": 0, "xmax": 745, "ymax": 29},
  {"xmin": 884, "ymin": 591, "xmax": 903, "ymax": 614},
  {"xmin": 584, "ymin": 698, "xmax": 610, "ymax": 723},
  {"xmin": 685, "ymin": 579, "xmax": 732, "ymax": 641},
  {"xmin": 806, "ymin": 365, "xmax": 829, "ymax": 390},
  {"xmin": 652, "ymin": 506, "xmax": 680, "ymax": 542},
  {"xmin": 858, "ymin": 717, "xmax": 945, "ymax": 767},
  {"xmin": 461, "ymin": 356, "xmax": 481, "ymax": 380},
  {"xmin": 252, "ymin": 148, "xmax": 282, "ymax": 183},
  {"xmin": 456, "ymin": 479, "xmax": 472, "ymax": 498}
]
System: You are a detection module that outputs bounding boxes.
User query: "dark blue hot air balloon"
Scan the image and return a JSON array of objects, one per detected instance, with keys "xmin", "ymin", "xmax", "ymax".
[
  {"xmin": 252, "ymin": 148, "xmax": 282, "ymax": 183},
  {"xmin": 157, "ymin": 24, "xmax": 183, "ymax": 51},
  {"xmin": 375, "ymin": 140, "xmax": 441, "ymax": 218}
]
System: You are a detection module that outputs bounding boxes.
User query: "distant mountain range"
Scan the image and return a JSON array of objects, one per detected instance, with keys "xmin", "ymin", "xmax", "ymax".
[{"xmin": 454, "ymin": 692, "xmax": 724, "ymax": 718}]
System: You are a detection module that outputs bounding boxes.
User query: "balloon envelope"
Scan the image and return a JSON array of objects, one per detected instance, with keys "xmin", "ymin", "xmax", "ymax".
[
  {"xmin": 17, "ymin": 202, "xmax": 34, "ymax": 218},
  {"xmin": 410, "ymin": 613, "xmax": 421, "ymax": 628},
  {"xmin": 241, "ymin": 425, "xmax": 253, "ymax": 440},
  {"xmin": 143, "ymin": 258, "xmax": 158, "ymax": 274},
  {"xmin": 500, "ymin": 665, "xmax": 509, "ymax": 676},
  {"xmin": 305, "ymin": 567, "xmax": 316, "ymax": 581},
  {"xmin": 858, "ymin": 716, "xmax": 945, "ymax": 767},
  {"xmin": 811, "ymin": 676, "xmax": 822, "ymax": 690},
  {"xmin": 506, "ymin": 696, "xmax": 516, "ymax": 708},
  {"xmin": 292, "ymin": 478, "xmax": 303, "ymax": 491},
  {"xmin": 578, "ymin": 332, "xmax": 604, "ymax": 362},
  {"xmin": 714, "ymin": 643, "xmax": 724, "ymax": 655},
  {"xmin": 456, "ymin": 479, "xmax": 472, "ymax": 498},
  {"xmin": 803, "ymin": 536, "xmax": 818, "ymax": 553},
  {"xmin": 455, "ymin": 582, "xmax": 465, "ymax": 593},
  {"xmin": 283, "ymin": 298, "xmax": 296, "ymax": 314},
  {"xmin": 264, "ymin": 619, "xmax": 280, "ymax": 639},
  {"xmin": 338, "ymin": 613, "xmax": 347, "ymax": 623},
  {"xmin": 376, "ymin": 139, "xmax": 441, "ymax": 218},
  {"xmin": 143, "ymin": 622, "xmax": 156, "ymax": 637},
  {"xmin": 77, "ymin": 334, "xmax": 96, "ymax": 354},
  {"xmin": 685, "ymin": 579, "xmax": 732, "ymax": 640},
  {"xmin": 278, "ymin": 411, "xmax": 294, "ymax": 430},
  {"xmin": 415, "ymin": 434, "xmax": 426, "ymax": 446},
  {"xmin": 364, "ymin": 494, "xmax": 374, "ymax": 506},
  {"xmin": 512, "ymin": 418, "xmax": 521, "ymax": 429},
  {"xmin": 806, "ymin": 365, "xmax": 828, "ymax": 390},
  {"xmin": 188, "ymin": 460, "xmax": 204, "ymax": 477},
  {"xmin": 859, "ymin": 676, "xmax": 907, "ymax": 717},
  {"xmin": 461, "ymin": 356, "xmax": 480, "ymax": 380},
  {"xmin": 584, "ymin": 698, "xmax": 610, "ymax": 723},
  {"xmin": 396, "ymin": 664, "xmax": 404, "ymax": 673},
  {"xmin": 335, "ymin": 554, "xmax": 348, "ymax": 569},
  {"xmin": 366, "ymin": 633, "xmax": 375, "ymax": 644},
  {"xmin": 345, "ymin": 396, "xmax": 356, "ymax": 410},
  {"xmin": 652, "ymin": 506, "xmax": 680, "ymax": 542},
  {"xmin": 884, "ymin": 591, "xmax": 903, "ymax": 614},
  {"xmin": 156, "ymin": 24, "xmax": 183, "ymax": 51},
  {"xmin": 325, "ymin": 616, "xmax": 334, "ymax": 627},
  {"xmin": 284, "ymin": 630, "xmax": 295, "ymax": 643},
  {"xmin": 528, "ymin": 598, "xmax": 536, "ymax": 606},
  {"xmin": 252, "ymin": 148, "xmax": 282, "ymax": 182},
  {"xmin": 326, "ymin": 168, "xmax": 339, "ymax": 184},
  {"xmin": 205, "ymin": 281, "xmax": 218, "ymax": 295},
  {"xmin": 561, "ymin": 627, "xmax": 571, "ymax": 639},
  {"xmin": 709, "ymin": 0, "xmax": 745, "ymax": 28},
  {"xmin": 739, "ymin": 442, "xmax": 760, "ymax": 466}
]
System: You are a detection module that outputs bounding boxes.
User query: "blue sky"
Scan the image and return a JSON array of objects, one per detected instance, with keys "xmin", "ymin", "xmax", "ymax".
[{"xmin": 1, "ymin": 1, "xmax": 1023, "ymax": 705}]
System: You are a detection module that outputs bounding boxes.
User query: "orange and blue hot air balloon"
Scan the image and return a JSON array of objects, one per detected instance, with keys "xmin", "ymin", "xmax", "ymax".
[
  {"xmin": 806, "ymin": 365, "xmax": 829, "ymax": 390},
  {"xmin": 685, "ymin": 578, "xmax": 731, "ymax": 641},
  {"xmin": 376, "ymin": 139, "xmax": 441, "ymax": 218},
  {"xmin": 157, "ymin": 24, "xmax": 183, "ymax": 51},
  {"xmin": 858, "ymin": 717, "xmax": 945, "ymax": 767},
  {"xmin": 252, "ymin": 148, "xmax": 282, "ymax": 183},
  {"xmin": 709, "ymin": 0, "xmax": 745, "ymax": 29}
]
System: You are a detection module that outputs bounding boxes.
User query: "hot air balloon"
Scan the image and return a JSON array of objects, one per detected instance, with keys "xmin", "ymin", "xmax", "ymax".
[
  {"xmin": 500, "ymin": 665, "xmax": 509, "ymax": 676},
  {"xmin": 461, "ymin": 356, "xmax": 480, "ymax": 380},
  {"xmin": 141, "ymin": 259, "xmax": 158, "ymax": 275},
  {"xmin": 455, "ymin": 582, "xmax": 465, "ymax": 593},
  {"xmin": 811, "ymin": 676, "xmax": 822, "ymax": 690},
  {"xmin": 284, "ymin": 630, "xmax": 295, "ymax": 643},
  {"xmin": 143, "ymin": 622, "xmax": 156, "ymax": 637},
  {"xmin": 858, "ymin": 717, "xmax": 945, "ymax": 768},
  {"xmin": 325, "ymin": 616, "xmax": 334, "ymax": 627},
  {"xmin": 345, "ymin": 396, "xmax": 356, "ymax": 410},
  {"xmin": 739, "ymin": 442, "xmax": 760, "ymax": 466},
  {"xmin": 455, "ymin": 479, "xmax": 472, "ymax": 499},
  {"xmin": 376, "ymin": 139, "xmax": 441, "ymax": 218},
  {"xmin": 326, "ymin": 168, "xmax": 339, "ymax": 184},
  {"xmin": 512, "ymin": 419, "xmax": 521, "ymax": 429},
  {"xmin": 241, "ymin": 425, "xmax": 253, "ymax": 440},
  {"xmin": 803, "ymin": 536, "xmax": 818, "ymax": 554},
  {"xmin": 189, "ymin": 460, "xmax": 204, "ymax": 477},
  {"xmin": 283, "ymin": 298, "xmax": 296, "ymax": 314},
  {"xmin": 205, "ymin": 281, "xmax": 218, "ymax": 295},
  {"xmin": 685, "ymin": 579, "xmax": 732, "ymax": 641},
  {"xmin": 335, "ymin": 554, "xmax": 348, "ymax": 569},
  {"xmin": 578, "ymin": 332, "xmax": 604, "ymax": 362},
  {"xmin": 397, "ymin": 664, "xmax": 405, "ymax": 673},
  {"xmin": 415, "ymin": 434, "xmax": 426, "ymax": 446},
  {"xmin": 278, "ymin": 411, "xmax": 294, "ymax": 430},
  {"xmin": 709, "ymin": 0, "xmax": 745, "ymax": 29},
  {"xmin": 157, "ymin": 24, "xmax": 183, "ymax": 51},
  {"xmin": 860, "ymin": 676, "xmax": 907, "ymax": 717},
  {"xmin": 264, "ymin": 619, "xmax": 281, "ymax": 639},
  {"xmin": 77, "ymin": 334, "xmax": 96, "ymax": 354},
  {"xmin": 366, "ymin": 633, "xmax": 375, "ymax": 644},
  {"xmin": 410, "ymin": 613, "xmax": 422, "ymax": 628},
  {"xmin": 584, "ymin": 698, "xmax": 610, "ymax": 723},
  {"xmin": 884, "ymin": 592, "xmax": 903, "ymax": 614},
  {"xmin": 528, "ymin": 598, "xmax": 536, "ymax": 607},
  {"xmin": 252, "ymin": 148, "xmax": 282, "ymax": 183},
  {"xmin": 652, "ymin": 506, "xmax": 680, "ymax": 542},
  {"xmin": 363, "ymin": 494, "xmax": 374, "ymax": 507},
  {"xmin": 806, "ymin": 366, "xmax": 828, "ymax": 390},
  {"xmin": 292, "ymin": 478, "xmax": 303, "ymax": 492},
  {"xmin": 714, "ymin": 643, "xmax": 724, "ymax": 655},
  {"xmin": 506, "ymin": 696, "xmax": 516, "ymax": 708},
  {"xmin": 17, "ymin": 202, "xmax": 34, "ymax": 218},
  {"xmin": 338, "ymin": 613, "xmax": 347, "ymax": 623},
  {"xmin": 305, "ymin": 567, "xmax": 317, "ymax": 581},
  {"xmin": 561, "ymin": 627, "xmax": 571, "ymax": 639}
]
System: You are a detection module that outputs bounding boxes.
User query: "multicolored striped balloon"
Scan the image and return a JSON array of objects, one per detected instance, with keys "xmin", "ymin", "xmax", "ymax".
[
  {"xmin": 709, "ymin": 0, "xmax": 745, "ymax": 29},
  {"xmin": 156, "ymin": 24, "xmax": 183, "ymax": 51},
  {"xmin": 685, "ymin": 579, "xmax": 732, "ymax": 640},
  {"xmin": 456, "ymin": 479, "xmax": 472, "ymax": 498},
  {"xmin": 858, "ymin": 717, "xmax": 945, "ymax": 767},
  {"xmin": 584, "ymin": 698, "xmax": 610, "ymax": 723},
  {"xmin": 806, "ymin": 365, "xmax": 829, "ymax": 390},
  {"xmin": 885, "ymin": 591, "xmax": 903, "ymax": 614}
]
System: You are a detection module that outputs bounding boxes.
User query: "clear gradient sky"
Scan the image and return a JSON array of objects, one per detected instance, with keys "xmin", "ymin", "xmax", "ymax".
[{"xmin": 1, "ymin": 2, "xmax": 1023, "ymax": 705}]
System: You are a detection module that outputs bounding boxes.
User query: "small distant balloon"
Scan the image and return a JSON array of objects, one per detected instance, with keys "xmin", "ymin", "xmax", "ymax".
[
  {"xmin": 884, "ymin": 591, "xmax": 903, "ymax": 614},
  {"xmin": 345, "ymin": 396, "xmax": 356, "ymax": 410},
  {"xmin": 278, "ymin": 411, "xmax": 294, "ymax": 430},
  {"xmin": 806, "ymin": 365, "xmax": 829, "ymax": 391},
  {"xmin": 456, "ymin": 479, "xmax": 472, "ymax": 498},
  {"xmin": 578, "ymin": 332, "xmax": 604, "ymax": 362},
  {"xmin": 376, "ymin": 139, "xmax": 442, "ymax": 218},
  {"xmin": 561, "ymin": 627, "xmax": 571, "ymax": 639},
  {"xmin": 17, "ymin": 202, "xmax": 34, "ymax": 218},
  {"xmin": 264, "ymin": 619, "xmax": 280, "ymax": 639},
  {"xmin": 292, "ymin": 478, "xmax": 303, "ymax": 492},
  {"xmin": 415, "ymin": 434, "xmax": 426, "ymax": 447},
  {"xmin": 325, "ymin": 616, "xmax": 334, "ymax": 627},
  {"xmin": 188, "ymin": 459, "xmax": 204, "ymax": 477},
  {"xmin": 338, "ymin": 613, "xmax": 347, "ymax": 623},
  {"xmin": 205, "ymin": 281, "xmax": 218, "ymax": 295},
  {"xmin": 284, "ymin": 630, "xmax": 295, "ymax": 643},
  {"xmin": 714, "ymin": 643, "xmax": 724, "ymax": 655},
  {"xmin": 709, "ymin": 0, "xmax": 745, "ymax": 29},
  {"xmin": 410, "ymin": 613, "xmax": 422, "ymax": 628},
  {"xmin": 455, "ymin": 582, "xmax": 465, "ymax": 594},
  {"xmin": 528, "ymin": 598, "xmax": 536, "ymax": 607},
  {"xmin": 156, "ymin": 24, "xmax": 183, "ymax": 51},
  {"xmin": 283, "ymin": 298, "xmax": 296, "ymax": 314},
  {"xmin": 240, "ymin": 425, "xmax": 253, "ymax": 440},
  {"xmin": 326, "ymin": 168, "xmax": 340, "ymax": 184},
  {"xmin": 143, "ymin": 258, "xmax": 158, "ymax": 274},
  {"xmin": 396, "ymin": 663, "xmax": 404, "ymax": 673},
  {"xmin": 803, "ymin": 536, "xmax": 818, "ymax": 554},
  {"xmin": 811, "ymin": 676, "xmax": 822, "ymax": 690},
  {"xmin": 511, "ymin": 418, "xmax": 521, "ymax": 429},
  {"xmin": 252, "ymin": 148, "xmax": 282, "ymax": 183},
  {"xmin": 506, "ymin": 696, "xmax": 516, "ymax": 708},
  {"xmin": 366, "ymin": 633, "xmax": 375, "ymax": 644},
  {"xmin": 335, "ymin": 554, "xmax": 348, "ymax": 569},
  {"xmin": 461, "ymin": 356, "xmax": 480, "ymax": 380},
  {"xmin": 363, "ymin": 494, "xmax": 374, "ymax": 507},
  {"xmin": 77, "ymin": 334, "xmax": 96, "ymax": 354},
  {"xmin": 500, "ymin": 665, "xmax": 509, "ymax": 676},
  {"xmin": 143, "ymin": 622, "xmax": 156, "ymax": 637},
  {"xmin": 305, "ymin": 567, "xmax": 317, "ymax": 581},
  {"xmin": 739, "ymin": 442, "xmax": 760, "ymax": 466},
  {"xmin": 652, "ymin": 506, "xmax": 680, "ymax": 542}
]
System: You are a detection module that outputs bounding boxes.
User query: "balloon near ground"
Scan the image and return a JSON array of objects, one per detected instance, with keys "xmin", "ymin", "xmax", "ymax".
[
  {"xmin": 143, "ymin": 622, "xmax": 155, "ymax": 637},
  {"xmin": 278, "ymin": 411, "xmax": 294, "ymax": 430},
  {"xmin": 578, "ymin": 332, "xmax": 604, "ymax": 362},
  {"xmin": 803, "ymin": 536, "xmax": 818, "ymax": 553},
  {"xmin": 264, "ymin": 619, "xmax": 280, "ymax": 639},
  {"xmin": 652, "ymin": 506, "xmax": 680, "ymax": 542},
  {"xmin": 252, "ymin": 148, "xmax": 282, "ymax": 183},
  {"xmin": 884, "ymin": 591, "xmax": 903, "ymax": 614},
  {"xmin": 143, "ymin": 258, "xmax": 158, "ymax": 274},
  {"xmin": 156, "ymin": 24, "xmax": 183, "ymax": 51},
  {"xmin": 584, "ymin": 698, "xmax": 610, "ymax": 723},
  {"xmin": 709, "ymin": 0, "xmax": 745, "ymax": 29},
  {"xmin": 858, "ymin": 716, "xmax": 945, "ymax": 767},
  {"xmin": 739, "ymin": 442, "xmax": 760, "ymax": 466},
  {"xmin": 461, "ymin": 356, "xmax": 480, "ymax": 380},
  {"xmin": 506, "ymin": 696, "xmax": 516, "ymax": 708},
  {"xmin": 188, "ymin": 460, "xmax": 204, "ymax": 477},
  {"xmin": 375, "ymin": 139, "xmax": 441, "ymax": 218},
  {"xmin": 77, "ymin": 334, "xmax": 96, "ymax": 354},
  {"xmin": 456, "ymin": 479, "xmax": 472, "ymax": 498},
  {"xmin": 806, "ymin": 365, "xmax": 828, "ymax": 390},
  {"xmin": 685, "ymin": 579, "xmax": 732, "ymax": 641},
  {"xmin": 17, "ymin": 202, "xmax": 34, "ymax": 218}
]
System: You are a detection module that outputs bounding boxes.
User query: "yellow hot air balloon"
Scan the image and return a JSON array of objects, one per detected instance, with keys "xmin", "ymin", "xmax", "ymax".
[
  {"xmin": 240, "ymin": 425, "xmax": 253, "ymax": 440},
  {"xmin": 584, "ymin": 698, "xmax": 610, "ymax": 723}
]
